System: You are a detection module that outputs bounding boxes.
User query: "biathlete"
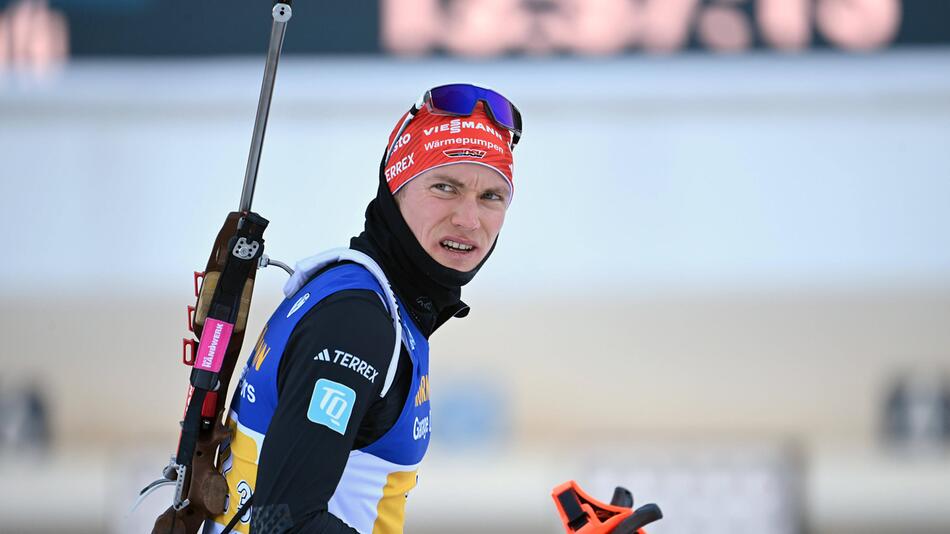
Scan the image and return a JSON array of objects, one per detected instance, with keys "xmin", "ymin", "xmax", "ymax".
[{"xmin": 202, "ymin": 83, "xmax": 522, "ymax": 534}]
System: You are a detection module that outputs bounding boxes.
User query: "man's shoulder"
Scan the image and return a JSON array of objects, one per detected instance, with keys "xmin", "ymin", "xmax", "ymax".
[
  {"xmin": 289, "ymin": 255, "xmax": 390, "ymax": 305},
  {"xmin": 296, "ymin": 287, "xmax": 391, "ymax": 326},
  {"xmin": 279, "ymin": 289, "xmax": 398, "ymax": 394},
  {"xmin": 293, "ymin": 257, "xmax": 395, "ymax": 321},
  {"xmin": 315, "ymin": 288, "xmax": 390, "ymax": 319}
]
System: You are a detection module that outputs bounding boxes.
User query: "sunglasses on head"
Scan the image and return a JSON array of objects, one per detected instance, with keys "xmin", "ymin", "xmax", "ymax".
[{"xmin": 385, "ymin": 83, "xmax": 523, "ymax": 164}]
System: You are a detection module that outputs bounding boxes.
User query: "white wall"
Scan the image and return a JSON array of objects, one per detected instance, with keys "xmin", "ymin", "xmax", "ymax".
[{"xmin": 3, "ymin": 50, "xmax": 949, "ymax": 302}]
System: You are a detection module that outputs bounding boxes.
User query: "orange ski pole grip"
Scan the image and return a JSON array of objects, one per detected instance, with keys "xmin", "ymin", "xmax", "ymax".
[{"xmin": 552, "ymin": 480, "xmax": 663, "ymax": 534}]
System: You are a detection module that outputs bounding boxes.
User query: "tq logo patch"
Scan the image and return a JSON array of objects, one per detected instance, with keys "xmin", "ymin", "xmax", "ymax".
[{"xmin": 307, "ymin": 379, "xmax": 356, "ymax": 435}]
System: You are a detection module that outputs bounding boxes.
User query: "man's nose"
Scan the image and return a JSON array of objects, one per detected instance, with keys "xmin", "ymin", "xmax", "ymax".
[{"xmin": 451, "ymin": 196, "xmax": 480, "ymax": 231}]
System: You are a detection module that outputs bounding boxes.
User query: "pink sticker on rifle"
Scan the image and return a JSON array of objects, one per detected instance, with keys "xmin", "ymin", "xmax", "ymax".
[{"xmin": 194, "ymin": 318, "xmax": 233, "ymax": 373}]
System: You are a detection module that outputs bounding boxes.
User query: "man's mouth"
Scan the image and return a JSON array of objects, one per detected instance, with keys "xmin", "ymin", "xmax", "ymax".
[{"xmin": 440, "ymin": 239, "xmax": 475, "ymax": 253}]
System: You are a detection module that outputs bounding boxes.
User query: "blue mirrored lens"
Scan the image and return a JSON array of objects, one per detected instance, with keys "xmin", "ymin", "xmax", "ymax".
[
  {"xmin": 428, "ymin": 85, "xmax": 477, "ymax": 116},
  {"xmin": 482, "ymin": 90, "xmax": 517, "ymax": 130}
]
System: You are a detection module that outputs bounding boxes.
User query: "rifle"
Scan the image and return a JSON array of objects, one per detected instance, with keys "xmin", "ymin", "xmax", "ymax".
[{"xmin": 137, "ymin": 3, "xmax": 295, "ymax": 533}]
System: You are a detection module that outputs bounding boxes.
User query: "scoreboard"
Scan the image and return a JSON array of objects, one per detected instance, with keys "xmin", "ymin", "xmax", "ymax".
[{"xmin": 2, "ymin": 0, "xmax": 948, "ymax": 57}]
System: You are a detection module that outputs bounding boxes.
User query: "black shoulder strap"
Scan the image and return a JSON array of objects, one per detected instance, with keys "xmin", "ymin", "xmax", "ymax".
[{"xmin": 221, "ymin": 495, "xmax": 254, "ymax": 534}]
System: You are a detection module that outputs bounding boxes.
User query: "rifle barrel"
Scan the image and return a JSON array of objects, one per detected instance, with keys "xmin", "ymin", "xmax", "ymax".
[{"xmin": 240, "ymin": 2, "xmax": 292, "ymax": 213}]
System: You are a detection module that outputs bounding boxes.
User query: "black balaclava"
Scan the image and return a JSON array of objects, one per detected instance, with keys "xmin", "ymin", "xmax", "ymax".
[{"xmin": 350, "ymin": 151, "xmax": 498, "ymax": 338}]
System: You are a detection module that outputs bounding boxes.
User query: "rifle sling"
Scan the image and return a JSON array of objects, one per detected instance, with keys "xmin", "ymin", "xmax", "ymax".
[{"xmin": 221, "ymin": 495, "xmax": 254, "ymax": 534}]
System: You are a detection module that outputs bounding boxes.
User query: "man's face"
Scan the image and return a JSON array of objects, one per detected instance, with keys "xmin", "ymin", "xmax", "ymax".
[{"xmin": 395, "ymin": 163, "xmax": 510, "ymax": 272}]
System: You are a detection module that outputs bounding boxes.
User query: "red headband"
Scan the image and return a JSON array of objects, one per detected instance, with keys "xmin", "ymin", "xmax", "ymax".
[{"xmin": 383, "ymin": 102, "xmax": 515, "ymax": 199}]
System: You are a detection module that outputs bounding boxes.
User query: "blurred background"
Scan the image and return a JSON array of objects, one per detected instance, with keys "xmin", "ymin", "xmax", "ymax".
[{"xmin": 2, "ymin": 0, "xmax": 949, "ymax": 533}]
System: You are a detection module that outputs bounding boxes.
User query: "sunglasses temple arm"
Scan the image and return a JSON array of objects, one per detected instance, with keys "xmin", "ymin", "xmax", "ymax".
[{"xmin": 384, "ymin": 104, "xmax": 422, "ymax": 165}]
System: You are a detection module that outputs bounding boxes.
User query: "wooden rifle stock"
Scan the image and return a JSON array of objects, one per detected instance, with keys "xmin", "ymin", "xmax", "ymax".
[{"xmin": 153, "ymin": 212, "xmax": 264, "ymax": 534}]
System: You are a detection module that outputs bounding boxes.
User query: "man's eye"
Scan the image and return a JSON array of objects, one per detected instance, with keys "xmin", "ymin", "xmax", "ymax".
[
  {"xmin": 434, "ymin": 183, "xmax": 454, "ymax": 193},
  {"xmin": 482, "ymin": 192, "xmax": 504, "ymax": 202}
]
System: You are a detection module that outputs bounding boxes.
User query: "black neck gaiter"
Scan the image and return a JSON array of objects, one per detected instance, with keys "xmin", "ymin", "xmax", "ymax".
[{"xmin": 350, "ymin": 153, "xmax": 497, "ymax": 337}]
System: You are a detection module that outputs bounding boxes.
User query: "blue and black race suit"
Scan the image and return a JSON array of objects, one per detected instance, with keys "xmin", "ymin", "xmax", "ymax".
[{"xmin": 203, "ymin": 255, "xmax": 431, "ymax": 534}]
